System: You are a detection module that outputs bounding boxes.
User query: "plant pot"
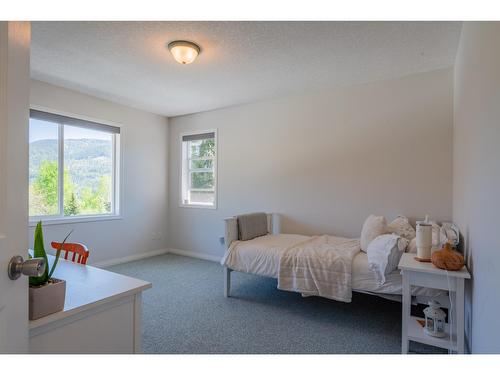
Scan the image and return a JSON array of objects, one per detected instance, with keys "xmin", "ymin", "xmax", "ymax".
[{"xmin": 29, "ymin": 278, "xmax": 66, "ymax": 320}]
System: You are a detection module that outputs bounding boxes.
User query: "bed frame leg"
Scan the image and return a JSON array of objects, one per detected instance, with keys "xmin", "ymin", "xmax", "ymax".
[{"xmin": 224, "ymin": 267, "xmax": 231, "ymax": 297}]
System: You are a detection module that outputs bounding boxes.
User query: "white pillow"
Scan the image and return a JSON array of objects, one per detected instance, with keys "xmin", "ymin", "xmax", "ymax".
[
  {"xmin": 367, "ymin": 234, "xmax": 409, "ymax": 284},
  {"xmin": 387, "ymin": 215, "xmax": 416, "ymax": 241},
  {"xmin": 407, "ymin": 238, "xmax": 417, "ymax": 253},
  {"xmin": 360, "ymin": 215, "xmax": 387, "ymax": 252},
  {"xmin": 431, "ymin": 222, "xmax": 443, "ymax": 247}
]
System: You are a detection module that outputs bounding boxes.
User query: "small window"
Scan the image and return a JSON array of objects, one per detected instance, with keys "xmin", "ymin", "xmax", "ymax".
[
  {"xmin": 180, "ymin": 130, "xmax": 217, "ymax": 208},
  {"xmin": 29, "ymin": 109, "xmax": 121, "ymax": 221}
]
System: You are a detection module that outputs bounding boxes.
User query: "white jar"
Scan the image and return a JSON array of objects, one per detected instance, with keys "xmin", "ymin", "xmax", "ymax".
[{"xmin": 416, "ymin": 221, "xmax": 432, "ymax": 260}]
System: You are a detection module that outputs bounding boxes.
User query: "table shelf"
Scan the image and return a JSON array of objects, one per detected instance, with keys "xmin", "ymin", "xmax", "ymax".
[{"xmin": 407, "ymin": 315, "xmax": 457, "ymax": 351}]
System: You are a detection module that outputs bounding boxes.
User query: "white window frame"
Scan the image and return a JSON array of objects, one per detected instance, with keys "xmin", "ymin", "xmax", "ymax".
[
  {"xmin": 28, "ymin": 106, "xmax": 123, "ymax": 226},
  {"xmin": 179, "ymin": 129, "xmax": 218, "ymax": 210}
]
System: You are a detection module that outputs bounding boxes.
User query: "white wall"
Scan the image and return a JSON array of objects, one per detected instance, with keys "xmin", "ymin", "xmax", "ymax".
[
  {"xmin": 453, "ymin": 22, "xmax": 500, "ymax": 353},
  {"xmin": 168, "ymin": 68, "xmax": 454, "ymax": 257},
  {"xmin": 29, "ymin": 80, "xmax": 169, "ymax": 264}
]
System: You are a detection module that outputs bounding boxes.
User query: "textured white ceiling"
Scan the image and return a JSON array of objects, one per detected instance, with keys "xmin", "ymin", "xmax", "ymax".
[{"xmin": 31, "ymin": 22, "xmax": 462, "ymax": 117}]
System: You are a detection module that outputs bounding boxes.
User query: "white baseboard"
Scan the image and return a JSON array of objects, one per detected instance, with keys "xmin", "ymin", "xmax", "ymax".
[
  {"xmin": 92, "ymin": 248, "xmax": 169, "ymax": 268},
  {"xmin": 168, "ymin": 248, "xmax": 221, "ymax": 263},
  {"xmin": 91, "ymin": 247, "xmax": 221, "ymax": 268}
]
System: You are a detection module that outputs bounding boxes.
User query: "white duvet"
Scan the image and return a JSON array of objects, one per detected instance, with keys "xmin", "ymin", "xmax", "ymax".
[
  {"xmin": 222, "ymin": 234, "xmax": 442, "ymax": 301},
  {"xmin": 277, "ymin": 235, "xmax": 360, "ymax": 302},
  {"xmin": 222, "ymin": 234, "xmax": 360, "ymax": 302},
  {"xmin": 221, "ymin": 234, "xmax": 309, "ymax": 278}
]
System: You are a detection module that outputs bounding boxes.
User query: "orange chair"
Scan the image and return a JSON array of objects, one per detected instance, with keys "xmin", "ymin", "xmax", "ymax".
[{"xmin": 51, "ymin": 242, "xmax": 90, "ymax": 265}]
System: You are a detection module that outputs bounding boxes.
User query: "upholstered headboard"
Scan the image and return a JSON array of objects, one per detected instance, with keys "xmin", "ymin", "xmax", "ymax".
[{"xmin": 224, "ymin": 213, "xmax": 281, "ymax": 249}]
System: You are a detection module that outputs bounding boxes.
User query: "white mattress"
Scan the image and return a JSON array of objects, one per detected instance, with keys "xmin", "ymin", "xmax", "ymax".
[
  {"xmin": 224, "ymin": 234, "xmax": 309, "ymax": 278},
  {"xmin": 225, "ymin": 234, "xmax": 441, "ymax": 298}
]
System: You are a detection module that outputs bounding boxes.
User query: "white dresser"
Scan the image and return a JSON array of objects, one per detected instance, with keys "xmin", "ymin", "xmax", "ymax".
[{"xmin": 29, "ymin": 256, "xmax": 151, "ymax": 354}]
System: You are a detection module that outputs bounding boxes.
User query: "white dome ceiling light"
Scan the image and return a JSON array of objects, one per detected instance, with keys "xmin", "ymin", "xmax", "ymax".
[{"xmin": 167, "ymin": 40, "xmax": 200, "ymax": 65}]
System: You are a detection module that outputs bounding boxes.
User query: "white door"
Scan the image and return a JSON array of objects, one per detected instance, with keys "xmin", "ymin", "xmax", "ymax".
[{"xmin": 0, "ymin": 21, "xmax": 31, "ymax": 353}]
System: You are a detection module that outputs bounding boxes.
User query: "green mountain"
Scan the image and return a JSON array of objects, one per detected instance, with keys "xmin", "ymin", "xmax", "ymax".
[{"xmin": 29, "ymin": 138, "xmax": 112, "ymax": 192}]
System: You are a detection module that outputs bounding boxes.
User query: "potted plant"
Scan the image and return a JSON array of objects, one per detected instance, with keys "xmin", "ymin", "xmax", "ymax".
[{"xmin": 29, "ymin": 221, "xmax": 72, "ymax": 320}]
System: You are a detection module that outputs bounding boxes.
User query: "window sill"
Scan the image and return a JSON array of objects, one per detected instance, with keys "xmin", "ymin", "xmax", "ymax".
[
  {"xmin": 29, "ymin": 215, "xmax": 123, "ymax": 227},
  {"xmin": 179, "ymin": 203, "xmax": 217, "ymax": 210}
]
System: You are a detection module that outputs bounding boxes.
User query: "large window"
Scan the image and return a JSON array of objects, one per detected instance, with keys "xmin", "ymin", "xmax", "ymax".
[
  {"xmin": 180, "ymin": 130, "xmax": 217, "ymax": 208},
  {"xmin": 29, "ymin": 109, "xmax": 121, "ymax": 221}
]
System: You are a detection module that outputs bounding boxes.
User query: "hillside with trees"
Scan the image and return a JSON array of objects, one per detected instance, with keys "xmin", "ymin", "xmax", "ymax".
[{"xmin": 29, "ymin": 138, "xmax": 113, "ymax": 216}]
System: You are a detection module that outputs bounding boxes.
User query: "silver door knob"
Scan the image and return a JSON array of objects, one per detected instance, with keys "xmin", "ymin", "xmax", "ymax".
[{"xmin": 7, "ymin": 255, "xmax": 46, "ymax": 280}]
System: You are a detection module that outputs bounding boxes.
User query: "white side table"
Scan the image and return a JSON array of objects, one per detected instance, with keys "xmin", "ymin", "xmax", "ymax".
[{"xmin": 398, "ymin": 253, "xmax": 470, "ymax": 354}]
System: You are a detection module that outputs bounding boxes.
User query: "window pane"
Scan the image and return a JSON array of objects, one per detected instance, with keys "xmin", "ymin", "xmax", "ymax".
[
  {"xmin": 64, "ymin": 125, "xmax": 113, "ymax": 216},
  {"xmin": 181, "ymin": 132, "xmax": 216, "ymax": 208},
  {"xmin": 190, "ymin": 159, "xmax": 213, "ymax": 170},
  {"xmin": 188, "ymin": 138, "xmax": 215, "ymax": 158},
  {"xmin": 29, "ymin": 118, "xmax": 59, "ymax": 216},
  {"xmin": 190, "ymin": 172, "xmax": 214, "ymax": 189},
  {"xmin": 189, "ymin": 191, "xmax": 215, "ymax": 205}
]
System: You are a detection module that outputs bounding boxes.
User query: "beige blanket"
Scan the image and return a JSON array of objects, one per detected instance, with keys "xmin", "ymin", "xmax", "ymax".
[{"xmin": 277, "ymin": 235, "xmax": 361, "ymax": 302}]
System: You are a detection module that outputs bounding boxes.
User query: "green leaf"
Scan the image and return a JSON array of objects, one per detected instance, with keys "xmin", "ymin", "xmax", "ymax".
[
  {"xmin": 48, "ymin": 229, "xmax": 73, "ymax": 279},
  {"xmin": 29, "ymin": 221, "xmax": 49, "ymax": 286}
]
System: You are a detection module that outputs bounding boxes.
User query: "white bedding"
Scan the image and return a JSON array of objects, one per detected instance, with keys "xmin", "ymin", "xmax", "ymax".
[
  {"xmin": 221, "ymin": 234, "xmax": 441, "ymax": 298},
  {"xmin": 352, "ymin": 251, "xmax": 441, "ymax": 297},
  {"xmin": 278, "ymin": 235, "xmax": 360, "ymax": 302},
  {"xmin": 221, "ymin": 234, "xmax": 309, "ymax": 278}
]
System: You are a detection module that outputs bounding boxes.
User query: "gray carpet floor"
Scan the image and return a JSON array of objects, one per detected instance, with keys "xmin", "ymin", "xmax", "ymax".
[{"xmin": 108, "ymin": 254, "xmax": 443, "ymax": 354}]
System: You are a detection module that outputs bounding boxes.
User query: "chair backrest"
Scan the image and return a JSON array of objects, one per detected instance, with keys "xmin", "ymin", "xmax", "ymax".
[{"xmin": 51, "ymin": 242, "xmax": 90, "ymax": 265}]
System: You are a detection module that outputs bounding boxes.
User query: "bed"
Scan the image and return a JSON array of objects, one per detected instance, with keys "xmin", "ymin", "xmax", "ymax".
[{"xmin": 221, "ymin": 213, "xmax": 445, "ymax": 304}]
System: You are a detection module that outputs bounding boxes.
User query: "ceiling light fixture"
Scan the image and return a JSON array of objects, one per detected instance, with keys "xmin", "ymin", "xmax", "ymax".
[{"xmin": 167, "ymin": 40, "xmax": 200, "ymax": 65}]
